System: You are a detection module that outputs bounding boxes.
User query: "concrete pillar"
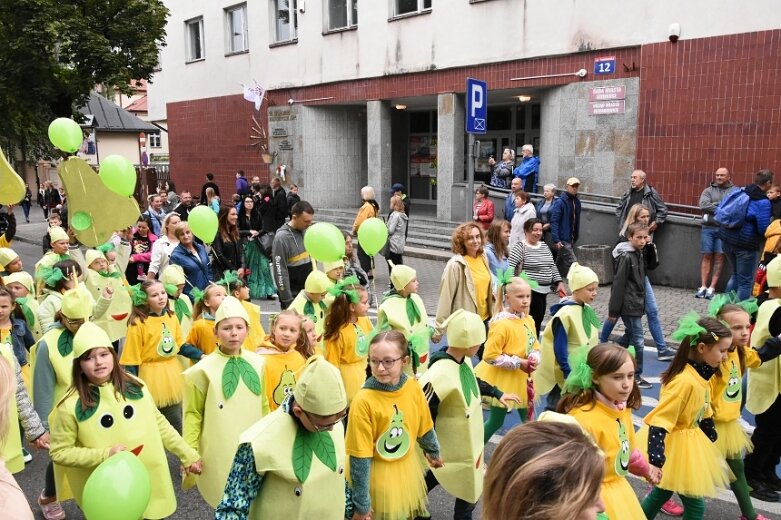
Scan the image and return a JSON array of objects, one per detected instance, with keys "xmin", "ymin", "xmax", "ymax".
[
  {"xmin": 367, "ymin": 100, "xmax": 392, "ymax": 202},
  {"xmin": 437, "ymin": 93, "xmax": 465, "ymax": 222}
]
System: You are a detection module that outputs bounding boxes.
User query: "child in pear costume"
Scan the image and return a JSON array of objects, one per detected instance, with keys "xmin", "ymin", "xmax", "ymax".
[
  {"xmin": 536, "ymin": 262, "xmax": 600, "ymax": 411},
  {"xmin": 419, "ymin": 309, "xmax": 520, "ymax": 519},
  {"xmin": 216, "ymin": 271, "xmax": 269, "ymax": 351},
  {"xmin": 161, "ymin": 265, "xmax": 194, "ymax": 339},
  {"xmin": 289, "ymin": 270, "xmax": 332, "ymax": 356},
  {"xmin": 77, "ymin": 246, "xmax": 132, "ymax": 343},
  {"xmin": 2, "ymin": 271, "xmax": 43, "ymax": 341},
  {"xmin": 216, "ymin": 356, "xmax": 348, "ymax": 519},
  {"xmin": 120, "ymin": 280, "xmax": 204, "ymax": 433},
  {"xmin": 48, "ymin": 322, "xmax": 202, "ymax": 519},
  {"xmin": 186, "ymin": 283, "xmax": 228, "ymax": 356},
  {"xmin": 34, "ymin": 226, "xmax": 71, "ymax": 287},
  {"xmin": 377, "ymin": 264, "xmax": 438, "ymax": 376},
  {"xmin": 182, "ymin": 296, "xmax": 270, "ymax": 507},
  {"xmin": 256, "ymin": 309, "xmax": 308, "ymax": 411},
  {"xmin": 346, "ymin": 331, "xmax": 443, "ymax": 520}
]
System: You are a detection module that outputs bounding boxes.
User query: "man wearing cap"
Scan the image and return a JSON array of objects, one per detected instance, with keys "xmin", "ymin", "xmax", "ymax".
[
  {"xmin": 549, "ymin": 178, "xmax": 583, "ymax": 278},
  {"xmin": 616, "ymin": 170, "xmax": 668, "ymax": 235},
  {"xmin": 420, "ymin": 309, "xmax": 520, "ymax": 519},
  {"xmin": 215, "ymin": 356, "xmax": 348, "ymax": 519}
]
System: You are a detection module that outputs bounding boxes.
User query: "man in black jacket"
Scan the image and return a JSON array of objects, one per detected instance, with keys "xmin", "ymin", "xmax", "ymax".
[{"xmin": 270, "ymin": 177, "xmax": 288, "ymax": 231}]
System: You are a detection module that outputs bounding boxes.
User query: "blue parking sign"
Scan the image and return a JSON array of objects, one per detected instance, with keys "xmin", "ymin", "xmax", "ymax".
[{"xmin": 466, "ymin": 78, "xmax": 487, "ymax": 134}]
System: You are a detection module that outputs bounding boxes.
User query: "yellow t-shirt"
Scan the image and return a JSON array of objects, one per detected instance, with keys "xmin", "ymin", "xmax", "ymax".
[
  {"xmin": 464, "ymin": 255, "xmax": 491, "ymax": 320},
  {"xmin": 644, "ymin": 364, "xmax": 712, "ymax": 432},
  {"xmin": 711, "ymin": 347, "xmax": 761, "ymax": 422},
  {"xmin": 186, "ymin": 318, "xmax": 219, "ymax": 356},
  {"xmin": 257, "ymin": 347, "xmax": 306, "ymax": 411}
]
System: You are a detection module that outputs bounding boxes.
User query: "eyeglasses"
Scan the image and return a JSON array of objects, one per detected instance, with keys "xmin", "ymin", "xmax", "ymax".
[
  {"xmin": 64, "ymin": 318, "xmax": 85, "ymax": 326},
  {"xmin": 304, "ymin": 410, "xmax": 347, "ymax": 432},
  {"xmin": 368, "ymin": 357, "xmax": 404, "ymax": 369}
]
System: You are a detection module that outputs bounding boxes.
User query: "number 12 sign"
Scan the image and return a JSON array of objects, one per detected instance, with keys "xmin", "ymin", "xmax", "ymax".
[{"xmin": 594, "ymin": 56, "xmax": 616, "ymax": 75}]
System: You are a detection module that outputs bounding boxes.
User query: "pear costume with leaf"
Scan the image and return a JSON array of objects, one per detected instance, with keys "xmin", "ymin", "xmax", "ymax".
[
  {"xmin": 182, "ymin": 296, "xmax": 270, "ymax": 507},
  {"xmin": 289, "ymin": 270, "xmax": 332, "ymax": 356},
  {"xmin": 76, "ymin": 246, "xmax": 133, "ymax": 342}
]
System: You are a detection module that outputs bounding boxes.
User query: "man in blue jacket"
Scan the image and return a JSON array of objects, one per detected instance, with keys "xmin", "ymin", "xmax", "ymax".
[
  {"xmin": 513, "ymin": 144, "xmax": 540, "ymax": 193},
  {"xmin": 504, "ymin": 177, "xmax": 522, "ymax": 221},
  {"xmin": 719, "ymin": 169, "xmax": 774, "ymax": 301},
  {"xmin": 550, "ymin": 177, "xmax": 582, "ymax": 278}
]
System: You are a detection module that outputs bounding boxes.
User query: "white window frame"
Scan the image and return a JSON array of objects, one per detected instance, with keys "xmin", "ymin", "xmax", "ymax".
[
  {"xmin": 324, "ymin": 0, "xmax": 357, "ymax": 32},
  {"xmin": 392, "ymin": 0, "xmax": 431, "ymax": 17},
  {"xmin": 270, "ymin": 0, "xmax": 298, "ymax": 44},
  {"xmin": 225, "ymin": 4, "xmax": 249, "ymax": 54},
  {"xmin": 149, "ymin": 134, "xmax": 162, "ymax": 148},
  {"xmin": 185, "ymin": 17, "xmax": 205, "ymax": 62}
]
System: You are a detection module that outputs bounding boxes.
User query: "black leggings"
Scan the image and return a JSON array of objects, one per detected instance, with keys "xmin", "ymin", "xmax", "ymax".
[
  {"xmin": 45, "ymin": 461, "xmax": 56, "ymax": 497},
  {"xmin": 357, "ymin": 243, "xmax": 373, "ymax": 275},
  {"xmin": 529, "ymin": 291, "xmax": 547, "ymax": 335},
  {"xmin": 745, "ymin": 394, "xmax": 781, "ymax": 480}
]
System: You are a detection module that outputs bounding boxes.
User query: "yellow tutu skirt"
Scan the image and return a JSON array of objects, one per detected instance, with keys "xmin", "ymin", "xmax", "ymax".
[
  {"xmin": 601, "ymin": 477, "xmax": 645, "ymax": 520},
  {"xmin": 139, "ymin": 358, "xmax": 184, "ymax": 407},
  {"xmin": 636, "ymin": 426, "xmax": 730, "ymax": 497},
  {"xmin": 714, "ymin": 420, "xmax": 753, "ymax": 459},
  {"xmin": 341, "ymin": 361, "xmax": 368, "ymax": 405},
  {"xmin": 474, "ymin": 362, "xmax": 529, "ymax": 409},
  {"xmin": 369, "ymin": 454, "xmax": 428, "ymax": 520}
]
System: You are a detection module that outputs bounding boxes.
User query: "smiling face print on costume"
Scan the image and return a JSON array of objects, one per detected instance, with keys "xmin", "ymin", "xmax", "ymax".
[
  {"xmin": 376, "ymin": 404, "xmax": 411, "ymax": 460},
  {"xmin": 724, "ymin": 361, "xmax": 741, "ymax": 402},
  {"xmin": 614, "ymin": 419, "xmax": 630, "ymax": 476}
]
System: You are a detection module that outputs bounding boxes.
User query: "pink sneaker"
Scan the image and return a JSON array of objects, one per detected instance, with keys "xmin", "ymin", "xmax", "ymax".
[
  {"xmin": 38, "ymin": 492, "xmax": 66, "ymax": 520},
  {"xmin": 740, "ymin": 515, "xmax": 771, "ymax": 520},
  {"xmin": 660, "ymin": 497, "xmax": 684, "ymax": 517}
]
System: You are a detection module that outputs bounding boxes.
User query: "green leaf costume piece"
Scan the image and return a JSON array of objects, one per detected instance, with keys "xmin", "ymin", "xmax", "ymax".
[
  {"xmin": 293, "ymin": 428, "xmax": 338, "ymax": 483},
  {"xmin": 459, "ymin": 362, "xmax": 480, "ymax": 406},
  {"xmin": 173, "ymin": 298, "xmax": 191, "ymax": 323},
  {"xmin": 123, "ymin": 382, "xmax": 144, "ymax": 400},
  {"xmin": 405, "ymin": 297, "xmax": 422, "ymax": 326},
  {"xmin": 57, "ymin": 329, "xmax": 74, "ymax": 357},
  {"xmin": 75, "ymin": 386, "xmax": 101, "ymax": 422},
  {"xmin": 303, "ymin": 300, "xmax": 327, "ymax": 323},
  {"xmin": 222, "ymin": 357, "xmax": 261, "ymax": 399},
  {"xmin": 581, "ymin": 305, "xmax": 601, "ymax": 338},
  {"xmin": 14, "ymin": 297, "xmax": 36, "ymax": 329}
]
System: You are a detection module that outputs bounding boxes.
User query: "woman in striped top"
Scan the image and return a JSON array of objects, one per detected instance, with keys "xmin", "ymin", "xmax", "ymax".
[{"xmin": 508, "ymin": 218, "xmax": 567, "ymax": 333}]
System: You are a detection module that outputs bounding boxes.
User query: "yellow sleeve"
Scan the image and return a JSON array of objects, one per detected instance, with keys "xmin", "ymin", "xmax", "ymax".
[
  {"xmin": 186, "ymin": 321, "xmax": 203, "ymax": 349},
  {"xmin": 49, "ymin": 404, "xmax": 110, "ymax": 468},
  {"xmin": 352, "ymin": 205, "xmax": 373, "ymax": 234},
  {"xmin": 154, "ymin": 394, "xmax": 200, "ymax": 466},
  {"xmin": 345, "ymin": 394, "xmax": 375, "ymax": 458},
  {"xmin": 745, "ymin": 347, "xmax": 762, "ymax": 369},
  {"xmin": 325, "ymin": 334, "xmax": 343, "ymax": 368},
  {"xmin": 482, "ymin": 321, "xmax": 508, "ymax": 363},
  {"xmin": 120, "ymin": 322, "xmax": 145, "ymax": 366},
  {"xmin": 645, "ymin": 383, "xmax": 687, "ymax": 432},
  {"xmin": 182, "ymin": 379, "xmax": 206, "ymax": 452}
]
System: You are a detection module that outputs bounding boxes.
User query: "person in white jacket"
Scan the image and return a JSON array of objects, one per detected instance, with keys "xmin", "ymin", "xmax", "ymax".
[
  {"xmin": 385, "ymin": 195, "xmax": 409, "ymax": 275},
  {"xmin": 510, "ymin": 191, "xmax": 537, "ymax": 248}
]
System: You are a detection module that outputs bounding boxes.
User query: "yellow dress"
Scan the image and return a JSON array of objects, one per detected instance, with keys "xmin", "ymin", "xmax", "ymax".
[
  {"xmin": 638, "ymin": 364, "xmax": 730, "ymax": 497},
  {"xmin": 711, "ymin": 347, "xmax": 760, "ymax": 458},
  {"xmin": 256, "ymin": 346, "xmax": 306, "ymax": 411},
  {"xmin": 474, "ymin": 313, "xmax": 539, "ymax": 409},
  {"xmin": 346, "ymin": 377, "xmax": 434, "ymax": 520},
  {"xmin": 570, "ymin": 401, "xmax": 645, "ymax": 520},
  {"xmin": 325, "ymin": 317, "xmax": 373, "ymax": 404},
  {"xmin": 120, "ymin": 313, "xmax": 186, "ymax": 407},
  {"xmin": 747, "ymin": 299, "xmax": 781, "ymax": 415}
]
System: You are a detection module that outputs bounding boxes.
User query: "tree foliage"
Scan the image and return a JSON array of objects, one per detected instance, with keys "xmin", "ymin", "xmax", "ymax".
[{"xmin": 0, "ymin": 0, "xmax": 169, "ymax": 158}]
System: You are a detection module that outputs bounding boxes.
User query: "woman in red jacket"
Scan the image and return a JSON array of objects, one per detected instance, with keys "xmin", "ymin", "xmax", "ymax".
[{"xmin": 473, "ymin": 185, "xmax": 495, "ymax": 231}]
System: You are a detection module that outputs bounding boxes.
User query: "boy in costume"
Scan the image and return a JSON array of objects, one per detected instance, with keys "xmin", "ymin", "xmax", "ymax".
[{"xmin": 289, "ymin": 270, "xmax": 331, "ymax": 356}]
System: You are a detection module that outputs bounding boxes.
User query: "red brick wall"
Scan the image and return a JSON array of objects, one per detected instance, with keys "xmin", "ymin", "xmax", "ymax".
[{"xmin": 637, "ymin": 30, "xmax": 781, "ymax": 205}]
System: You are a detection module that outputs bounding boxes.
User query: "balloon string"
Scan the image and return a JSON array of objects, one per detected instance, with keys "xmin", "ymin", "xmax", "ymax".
[{"xmin": 369, "ymin": 255, "xmax": 379, "ymax": 317}]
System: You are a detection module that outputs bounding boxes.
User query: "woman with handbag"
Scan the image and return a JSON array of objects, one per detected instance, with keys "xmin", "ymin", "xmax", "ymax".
[
  {"xmin": 507, "ymin": 218, "xmax": 567, "ymax": 334},
  {"xmin": 238, "ymin": 195, "xmax": 276, "ymax": 299}
]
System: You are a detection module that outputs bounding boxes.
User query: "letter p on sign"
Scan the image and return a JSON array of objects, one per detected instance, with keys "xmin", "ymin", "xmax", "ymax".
[{"xmin": 466, "ymin": 78, "xmax": 487, "ymax": 134}]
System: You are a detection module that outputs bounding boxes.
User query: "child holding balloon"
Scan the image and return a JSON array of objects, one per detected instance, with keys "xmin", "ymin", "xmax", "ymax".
[{"xmin": 49, "ymin": 322, "xmax": 202, "ymax": 520}]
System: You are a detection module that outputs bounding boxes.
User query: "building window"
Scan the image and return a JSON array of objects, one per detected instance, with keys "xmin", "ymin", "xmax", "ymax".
[
  {"xmin": 325, "ymin": 0, "xmax": 357, "ymax": 31},
  {"xmin": 185, "ymin": 17, "xmax": 205, "ymax": 62},
  {"xmin": 149, "ymin": 134, "xmax": 161, "ymax": 148},
  {"xmin": 394, "ymin": 0, "xmax": 431, "ymax": 16},
  {"xmin": 272, "ymin": 0, "xmax": 298, "ymax": 43},
  {"xmin": 226, "ymin": 4, "xmax": 249, "ymax": 53}
]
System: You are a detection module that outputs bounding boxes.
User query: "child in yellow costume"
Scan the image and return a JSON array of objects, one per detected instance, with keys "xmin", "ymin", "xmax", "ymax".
[
  {"xmin": 215, "ymin": 356, "xmax": 348, "ymax": 519},
  {"xmin": 346, "ymin": 331, "xmax": 442, "ymax": 520},
  {"xmin": 324, "ymin": 277, "xmax": 372, "ymax": 404},
  {"xmin": 0, "ymin": 247, "xmax": 22, "ymax": 276},
  {"xmin": 216, "ymin": 270, "xmax": 268, "ymax": 351},
  {"xmin": 323, "ymin": 259, "xmax": 344, "ymax": 307},
  {"xmin": 419, "ymin": 309, "xmax": 520, "ymax": 517},
  {"xmin": 4, "ymin": 271, "xmax": 43, "ymax": 341},
  {"xmin": 49, "ymin": 322, "xmax": 202, "ymax": 520},
  {"xmin": 80, "ymin": 247, "xmax": 132, "ymax": 343},
  {"xmin": 183, "ymin": 296, "xmax": 269, "ymax": 507},
  {"xmin": 475, "ymin": 273, "xmax": 541, "ymax": 443},
  {"xmin": 120, "ymin": 280, "xmax": 205, "ymax": 433},
  {"xmin": 558, "ymin": 343, "xmax": 659, "ymax": 520},
  {"xmin": 377, "ymin": 264, "xmax": 436, "ymax": 376},
  {"xmin": 256, "ymin": 310, "xmax": 307, "ymax": 411},
  {"xmin": 34, "ymin": 226, "xmax": 71, "ymax": 288},
  {"xmin": 639, "ymin": 313, "xmax": 731, "ymax": 519},
  {"xmin": 161, "ymin": 264, "xmax": 194, "ymax": 338},
  {"xmin": 710, "ymin": 295, "xmax": 781, "ymax": 518},
  {"xmin": 536, "ymin": 262, "xmax": 600, "ymax": 411},
  {"xmin": 289, "ymin": 270, "xmax": 331, "ymax": 356},
  {"xmin": 186, "ymin": 284, "xmax": 228, "ymax": 356}
]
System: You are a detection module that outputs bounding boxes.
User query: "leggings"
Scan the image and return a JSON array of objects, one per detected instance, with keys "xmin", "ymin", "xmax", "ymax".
[
  {"xmin": 159, "ymin": 403, "xmax": 182, "ymax": 434},
  {"xmin": 726, "ymin": 457, "xmax": 756, "ymax": 519},
  {"xmin": 484, "ymin": 406, "xmax": 528, "ymax": 444},
  {"xmin": 641, "ymin": 487, "xmax": 704, "ymax": 520},
  {"xmin": 44, "ymin": 461, "xmax": 56, "ymax": 498}
]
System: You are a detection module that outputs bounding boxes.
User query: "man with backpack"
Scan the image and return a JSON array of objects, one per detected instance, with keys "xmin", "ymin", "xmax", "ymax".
[
  {"xmin": 718, "ymin": 169, "xmax": 774, "ymax": 301},
  {"xmin": 696, "ymin": 167, "xmax": 734, "ymax": 299}
]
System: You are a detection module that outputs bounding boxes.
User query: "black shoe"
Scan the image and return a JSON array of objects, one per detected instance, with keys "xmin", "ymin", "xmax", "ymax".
[
  {"xmin": 748, "ymin": 478, "xmax": 780, "ymax": 502},
  {"xmin": 764, "ymin": 471, "xmax": 781, "ymax": 492},
  {"xmin": 657, "ymin": 350, "xmax": 675, "ymax": 362},
  {"xmin": 635, "ymin": 377, "xmax": 653, "ymax": 390}
]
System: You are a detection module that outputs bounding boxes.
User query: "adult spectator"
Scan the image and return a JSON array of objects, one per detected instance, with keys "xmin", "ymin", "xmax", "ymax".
[
  {"xmin": 235, "ymin": 170, "xmax": 250, "ymax": 197},
  {"xmin": 353, "ymin": 186, "xmax": 380, "ymax": 276},
  {"xmin": 255, "ymin": 183, "xmax": 276, "ymax": 234},
  {"xmin": 489, "ymin": 148, "xmax": 515, "ymax": 189},
  {"xmin": 286, "ymin": 184, "xmax": 300, "ymax": 217},
  {"xmin": 170, "ymin": 222, "xmax": 211, "ymax": 297},
  {"xmin": 142, "ymin": 194, "xmax": 167, "ymax": 236},
  {"xmin": 472, "ymin": 185, "xmax": 495, "ymax": 231},
  {"xmin": 210, "ymin": 206, "xmax": 244, "ymax": 282},
  {"xmin": 615, "ymin": 170, "xmax": 668, "ymax": 235},
  {"xmin": 390, "ymin": 183, "xmax": 410, "ymax": 217},
  {"xmin": 21, "ymin": 184, "xmax": 32, "ymax": 223},
  {"xmin": 435, "ymin": 223, "xmax": 494, "ymax": 335},
  {"xmin": 161, "ymin": 181, "xmax": 179, "ymax": 214},
  {"xmin": 272, "ymin": 201, "xmax": 315, "ymax": 309},
  {"xmin": 147, "ymin": 212, "xmax": 181, "ymax": 280},
  {"xmin": 513, "ymin": 144, "xmax": 540, "ymax": 194},
  {"xmin": 504, "ymin": 178, "xmax": 523, "ymax": 221},
  {"xmin": 508, "ymin": 218, "xmax": 566, "ymax": 334},
  {"xmin": 696, "ymin": 167, "xmax": 733, "ymax": 299},
  {"xmin": 238, "ymin": 195, "xmax": 276, "ymax": 299},
  {"xmin": 41, "ymin": 181, "xmax": 61, "ymax": 220},
  {"xmin": 270, "ymin": 177, "xmax": 288, "ymax": 231},
  {"xmin": 484, "ymin": 220, "xmax": 511, "ymax": 276},
  {"xmin": 536, "ymin": 183, "xmax": 558, "ymax": 250},
  {"xmin": 203, "ymin": 187, "xmax": 221, "ymax": 214},
  {"xmin": 550, "ymin": 177, "xmax": 582, "ymax": 278},
  {"xmin": 126, "ymin": 215, "xmax": 157, "ymax": 285},
  {"xmin": 200, "ymin": 172, "xmax": 220, "ymax": 204},
  {"xmin": 509, "ymin": 190, "xmax": 536, "ymax": 248},
  {"xmin": 172, "ymin": 191, "xmax": 195, "ymax": 221},
  {"xmin": 385, "ymin": 195, "xmax": 408, "ymax": 272},
  {"xmin": 720, "ymin": 169, "xmax": 774, "ymax": 301}
]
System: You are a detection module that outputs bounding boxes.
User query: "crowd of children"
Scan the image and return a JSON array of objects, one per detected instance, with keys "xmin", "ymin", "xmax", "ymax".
[{"xmin": 3, "ymin": 215, "xmax": 781, "ymax": 520}]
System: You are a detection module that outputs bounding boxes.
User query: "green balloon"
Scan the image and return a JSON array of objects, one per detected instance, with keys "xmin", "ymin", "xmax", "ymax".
[
  {"xmin": 99, "ymin": 155, "xmax": 137, "ymax": 197},
  {"xmin": 357, "ymin": 217, "xmax": 388, "ymax": 256},
  {"xmin": 81, "ymin": 451, "xmax": 151, "ymax": 520},
  {"xmin": 48, "ymin": 118, "xmax": 83, "ymax": 154},
  {"xmin": 304, "ymin": 222, "xmax": 345, "ymax": 262},
  {"xmin": 188, "ymin": 205, "xmax": 219, "ymax": 244},
  {"xmin": 70, "ymin": 211, "xmax": 93, "ymax": 231}
]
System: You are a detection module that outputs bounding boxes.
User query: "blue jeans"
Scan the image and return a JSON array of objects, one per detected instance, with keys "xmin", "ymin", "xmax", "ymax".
[
  {"xmin": 606, "ymin": 277, "xmax": 668, "ymax": 352},
  {"xmin": 724, "ymin": 244, "xmax": 759, "ymax": 301},
  {"xmin": 601, "ymin": 315, "xmax": 645, "ymax": 374}
]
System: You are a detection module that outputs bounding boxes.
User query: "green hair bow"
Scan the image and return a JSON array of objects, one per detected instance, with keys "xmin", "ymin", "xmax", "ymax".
[
  {"xmin": 516, "ymin": 270, "xmax": 539, "ymax": 289},
  {"xmin": 327, "ymin": 275, "xmax": 360, "ymax": 304},
  {"xmin": 495, "ymin": 268, "xmax": 514, "ymax": 287},
  {"xmin": 14, "ymin": 297, "xmax": 36, "ymax": 329},
  {"xmin": 217, "ymin": 270, "xmax": 242, "ymax": 289},
  {"xmin": 96, "ymin": 242, "xmax": 115, "ymax": 255},
  {"xmin": 671, "ymin": 311, "xmax": 710, "ymax": 346},
  {"xmin": 127, "ymin": 284, "xmax": 148, "ymax": 307},
  {"xmin": 39, "ymin": 265, "xmax": 66, "ymax": 288},
  {"xmin": 707, "ymin": 291, "xmax": 759, "ymax": 318},
  {"xmin": 562, "ymin": 345, "xmax": 594, "ymax": 393},
  {"xmin": 190, "ymin": 287, "xmax": 205, "ymax": 305}
]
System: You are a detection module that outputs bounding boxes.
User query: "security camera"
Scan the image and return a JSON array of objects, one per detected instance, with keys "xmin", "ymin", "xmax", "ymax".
[
  {"xmin": 287, "ymin": 98, "xmax": 295, "ymax": 105},
  {"xmin": 576, "ymin": 69, "xmax": 587, "ymax": 78},
  {"xmin": 668, "ymin": 23, "xmax": 681, "ymax": 43}
]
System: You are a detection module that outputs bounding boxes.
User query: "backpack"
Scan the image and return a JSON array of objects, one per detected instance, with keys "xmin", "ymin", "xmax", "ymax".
[{"xmin": 714, "ymin": 187, "xmax": 750, "ymax": 229}]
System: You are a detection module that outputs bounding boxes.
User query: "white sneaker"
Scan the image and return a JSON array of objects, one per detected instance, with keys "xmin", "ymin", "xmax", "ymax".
[
  {"xmin": 705, "ymin": 288, "xmax": 715, "ymax": 299},
  {"xmin": 695, "ymin": 287, "xmax": 707, "ymax": 298}
]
